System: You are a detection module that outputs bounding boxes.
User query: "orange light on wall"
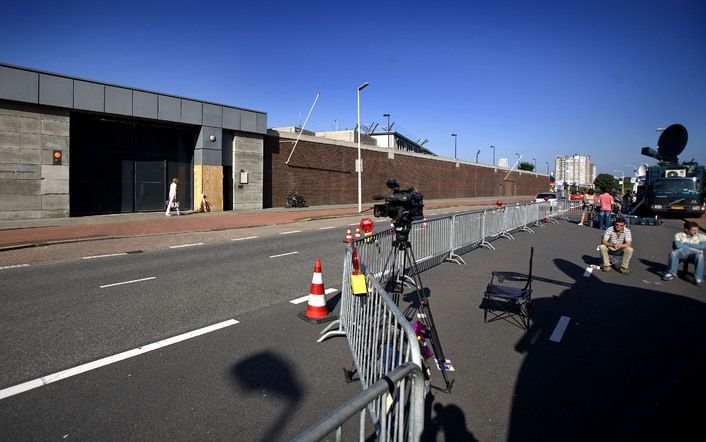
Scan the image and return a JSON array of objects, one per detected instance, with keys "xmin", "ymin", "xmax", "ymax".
[{"xmin": 52, "ymin": 150, "xmax": 62, "ymax": 165}]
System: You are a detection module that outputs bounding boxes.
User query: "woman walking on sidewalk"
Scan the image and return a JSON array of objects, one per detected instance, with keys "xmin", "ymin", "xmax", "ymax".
[
  {"xmin": 579, "ymin": 189, "xmax": 595, "ymax": 226},
  {"xmin": 165, "ymin": 177, "xmax": 180, "ymax": 216}
]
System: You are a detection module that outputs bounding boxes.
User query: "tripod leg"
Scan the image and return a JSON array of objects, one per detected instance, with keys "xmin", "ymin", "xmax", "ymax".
[{"xmin": 405, "ymin": 245, "xmax": 454, "ymax": 393}]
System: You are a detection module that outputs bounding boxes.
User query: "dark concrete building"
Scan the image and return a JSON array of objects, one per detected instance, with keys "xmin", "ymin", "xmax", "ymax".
[{"xmin": 0, "ymin": 63, "xmax": 266, "ymax": 220}]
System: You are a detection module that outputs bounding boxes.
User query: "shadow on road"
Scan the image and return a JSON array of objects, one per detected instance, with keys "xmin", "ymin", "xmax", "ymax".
[
  {"xmin": 506, "ymin": 258, "xmax": 706, "ymax": 441},
  {"xmin": 231, "ymin": 351, "xmax": 302, "ymax": 442},
  {"xmin": 639, "ymin": 257, "xmax": 669, "ymax": 277},
  {"xmin": 421, "ymin": 393, "xmax": 478, "ymax": 442}
]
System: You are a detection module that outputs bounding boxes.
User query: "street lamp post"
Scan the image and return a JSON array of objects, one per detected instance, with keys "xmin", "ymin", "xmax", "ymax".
[
  {"xmin": 451, "ymin": 133, "xmax": 457, "ymax": 161},
  {"xmin": 357, "ymin": 82, "xmax": 369, "ymax": 213},
  {"xmin": 476, "ymin": 149, "xmax": 481, "ymax": 163},
  {"xmin": 625, "ymin": 164, "xmax": 636, "ymax": 193},
  {"xmin": 613, "ymin": 169, "xmax": 625, "ymax": 195},
  {"xmin": 545, "ymin": 161, "xmax": 549, "ymax": 175},
  {"xmin": 532, "ymin": 158, "xmax": 537, "ymax": 171},
  {"xmin": 383, "ymin": 113, "xmax": 391, "ymax": 149},
  {"xmin": 490, "ymin": 145, "xmax": 495, "ymax": 166}
]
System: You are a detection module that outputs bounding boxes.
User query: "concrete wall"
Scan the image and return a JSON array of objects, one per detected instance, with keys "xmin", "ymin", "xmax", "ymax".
[
  {"xmin": 0, "ymin": 100, "xmax": 69, "ymax": 219},
  {"xmin": 265, "ymin": 131, "xmax": 548, "ymax": 208},
  {"xmin": 233, "ymin": 133, "xmax": 264, "ymax": 210}
]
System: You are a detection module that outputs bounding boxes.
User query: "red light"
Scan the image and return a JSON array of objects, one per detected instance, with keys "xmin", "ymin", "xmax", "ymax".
[
  {"xmin": 352, "ymin": 247, "xmax": 361, "ymax": 275},
  {"xmin": 359, "ymin": 217, "xmax": 374, "ymax": 234}
]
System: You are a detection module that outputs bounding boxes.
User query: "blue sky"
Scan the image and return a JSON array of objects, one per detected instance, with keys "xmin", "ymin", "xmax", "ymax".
[{"xmin": 2, "ymin": 0, "xmax": 704, "ymax": 177}]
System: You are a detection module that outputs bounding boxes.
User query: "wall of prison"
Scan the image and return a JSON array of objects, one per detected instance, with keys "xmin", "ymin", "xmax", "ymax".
[{"xmin": 264, "ymin": 130, "xmax": 549, "ymax": 208}]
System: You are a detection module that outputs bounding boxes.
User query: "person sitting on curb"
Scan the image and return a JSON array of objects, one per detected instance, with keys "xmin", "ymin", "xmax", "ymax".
[
  {"xmin": 662, "ymin": 221, "xmax": 705, "ymax": 286},
  {"xmin": 598, "ymin": 217, "xmax": 633, "ymax": 274}
]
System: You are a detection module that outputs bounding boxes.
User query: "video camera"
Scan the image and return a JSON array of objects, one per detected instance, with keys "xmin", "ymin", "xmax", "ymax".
[{"xmin": 373, "ymin": 179, "xmax": 424, "ymax": 227}]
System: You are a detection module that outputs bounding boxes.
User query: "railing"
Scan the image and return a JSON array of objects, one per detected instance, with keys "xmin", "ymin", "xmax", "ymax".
[
  {"xmin": 290, "ymin": 361, "xmax": 424, "ymax": 442},
  {"xmin": 302, "ymin": 276, "xmax": 424, "ymax": 441},
  {"xmin": 301, "ymin": 199, "xmax": 568, "ymax": 441}
]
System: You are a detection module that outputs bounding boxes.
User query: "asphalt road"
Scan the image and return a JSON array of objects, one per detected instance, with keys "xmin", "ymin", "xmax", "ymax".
[{"xmin": 1, "ymin": 212, "xmax": 704, "ymax": 441}]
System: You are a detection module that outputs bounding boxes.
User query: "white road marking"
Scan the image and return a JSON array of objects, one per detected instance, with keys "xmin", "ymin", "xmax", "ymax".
[
  {"xmin": 169, "ymin": 243, "xmax": 203, "ymax": 249},
  {"xmin": 83, "ymin": 253, "xmax": 128, "ymax": 260},
  {"xmin": 0, "ymin": 264, "xmax": 29, "ymax": 270},
  {"xmin": 100, "ymin": 277, "xmax": 156, "ymax": 289},
  {"xmin": 269, "ymin": 251, "xmax": 299, "ymax": 258},
  {"xmin": 583, "ymin": 266, "xmax": 594, "ymax": 277},
  {"xmin": 290, "ymin": 288, "xmax": 338, "ymax": 304},
  {"xmin": 0, "ymin": 319, "xmax": 238, "ymax": 401},
  {"xmin": 319, "ymin": 226, "xmax": 336, "ymax": 230},
  {"xmin": 231, "ymin": 236, "xmax": 258, "ymax": 241},
  {"xmin": 279, "ymin": 230, "xmax": 301, "ymax": 235},
  {"xmin": 549, "ymin": 316, "xmax": 571, "ymax": 343}
]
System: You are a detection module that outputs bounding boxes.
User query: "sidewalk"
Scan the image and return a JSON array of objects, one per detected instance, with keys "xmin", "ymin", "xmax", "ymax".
[{"xmin": 0, "ymin": 196, "xmax": 533, "ymax": 250}]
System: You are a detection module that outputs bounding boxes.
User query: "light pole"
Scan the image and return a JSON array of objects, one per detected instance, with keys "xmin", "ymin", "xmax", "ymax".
[
  {"xmin": 490, "ymin": 145, "xmax": 495, "ymax": 166},
  {"xmin": 383, "ymin": 113, "xmax": 391, "ymax": 149},
  {"xmin": 625, "ymin": 164, "xmax": 636, "ymax": 192},
  {"xmin": 476, "ymin": 149, "xmax": 481, "ymax": 163},
  {"xmin": 451, "ymin": 133, "xmax": 457, "ymax": 161},
  {"xmin": 613, "ymin": 169, "xmax": 625, "ymax": 194},
  {"xmin": 532, "ymin": 158, "xmax": 537, "ymax": 171},
  {"xmin": 545, "ymin": 161, "xmax": 549, "ymax": 175},
  {"xmin": 357, "ymin": 82, "xmax": 369, "ymax": 213}
]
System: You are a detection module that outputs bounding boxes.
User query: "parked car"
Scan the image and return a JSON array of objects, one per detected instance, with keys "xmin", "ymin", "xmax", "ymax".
[
  {"xmin": 569, "ymin": 191, "xmax": 585, "ymax": 201},
  {"xmin": 535, "ymin": 192, "xmax": 558, "ymax": 206}
]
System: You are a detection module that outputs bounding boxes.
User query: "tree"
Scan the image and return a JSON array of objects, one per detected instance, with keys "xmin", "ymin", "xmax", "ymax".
[
  {"xmin": 594, "ymin": 173, "xmax": 618, "ymax": 192},
  {"xmin": 518, "ymin": 161, "xmax": 535, "ymax": 171}
]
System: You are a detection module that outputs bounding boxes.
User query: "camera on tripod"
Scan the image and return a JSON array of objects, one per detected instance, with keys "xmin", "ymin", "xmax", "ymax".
[{"xmin": 373, "ymin": 179, "xmax": 424, "ymax": 227}]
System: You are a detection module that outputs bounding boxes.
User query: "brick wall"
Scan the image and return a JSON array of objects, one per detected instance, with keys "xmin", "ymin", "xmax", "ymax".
[{"xmin": 264, "ymin": 131, "xmax": 548, "ymax": 208}]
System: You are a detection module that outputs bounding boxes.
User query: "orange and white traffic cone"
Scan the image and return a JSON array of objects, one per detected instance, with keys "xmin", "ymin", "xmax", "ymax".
[
  {"xmin": 354, "ymin": 227, "xmax": 362, "ymax": 240},
  {"xmin": 298, "ymin": 259, "xmax": 337, "ymax": 324},
  {"xmin": 343, "ymin": 226, "xmax": 352, "ymax": 243}
]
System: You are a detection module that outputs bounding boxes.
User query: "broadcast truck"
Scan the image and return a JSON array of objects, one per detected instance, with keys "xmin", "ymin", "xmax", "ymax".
[{"xmin": 631, "ymin": 124, "xmax": 705, "ymax": 216}]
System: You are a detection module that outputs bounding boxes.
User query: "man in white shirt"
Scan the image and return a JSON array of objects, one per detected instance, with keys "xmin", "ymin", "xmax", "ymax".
[
  {"xmin": 662, "ymin": 221, "xmax": 706, "ymax": 286},
  {"xmin": 598, "ymin": 217, "xmax": 633, "ymax": 274}
]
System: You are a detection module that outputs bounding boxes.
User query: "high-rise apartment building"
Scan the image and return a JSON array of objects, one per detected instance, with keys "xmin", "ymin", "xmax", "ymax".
[{"xmin": 555, "ymin": 154, "xmax": 594, "ymax": 187}]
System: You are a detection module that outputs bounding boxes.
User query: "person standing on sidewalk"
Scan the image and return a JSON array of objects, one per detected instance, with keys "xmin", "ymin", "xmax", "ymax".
[
  {"xmin": 598, "ymin": 217, "xmax": 633, "ymax": 274},
  {"xmin": 579, "ymin": 189, "xmax": 596, "ymax": 226},
  {"xmin": 165, "ymin": 177, "xmax": 180, "ymax": 216},
  {"xmin": 597, "ymin": 188, "xmax": 614, "ymax": 230},
  {"xmin": 662, "ymin": 221, "xmax": 705, "ymax": 286}
]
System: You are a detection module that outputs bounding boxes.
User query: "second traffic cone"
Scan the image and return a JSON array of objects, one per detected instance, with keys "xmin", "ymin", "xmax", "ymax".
[
  {"xmin": 343, "ymin": 226, "xmax": 352, "ymax": 243},
  {"xmin": 354, "ymin": 227, "xmax": 362, "ymax": 240},
  {"xmin": 299, "ymin": 259, "xmax": 337, "ymax": 324}
]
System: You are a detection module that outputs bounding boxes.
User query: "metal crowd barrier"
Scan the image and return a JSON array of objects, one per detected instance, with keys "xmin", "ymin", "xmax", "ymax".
[
  {"xmin": 304, "ymin": 276, "xmax": 424, "ymax": 441},
  {"xmin": 290, "ymin": 361, "xmax": 424, "ymax": 442},
  {"xmin": 304, "ymin": 200, "xmax": 570, "ymax": 440}
]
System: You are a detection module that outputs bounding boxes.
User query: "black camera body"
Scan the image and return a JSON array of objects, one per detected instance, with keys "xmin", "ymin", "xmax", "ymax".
[{"xmin": 373, "ymin": 179, "xmax": 425, "ymax": 231}]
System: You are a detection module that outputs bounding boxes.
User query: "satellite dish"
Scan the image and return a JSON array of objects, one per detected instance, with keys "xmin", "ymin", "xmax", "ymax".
[
  {"xmin": 637, "ymin": 164, "xmax": 647, "ymax": 177},
  {"xmin": 656, "ymin": 124, "xmax": 688, "ymax": 163}
]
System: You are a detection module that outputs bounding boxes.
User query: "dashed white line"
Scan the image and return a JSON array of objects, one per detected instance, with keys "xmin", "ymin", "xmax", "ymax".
[
  {"xmin": 583, "ymin": 266, "xmax": 594, "ymax": 277},
  {"xmin": 549, "ymin": 316, "xmax": 571, "ymax": 343},
  {"xmin": 232, "ymin": 236, "xmax": 258, "ymax": 241},
  {"xmin": 0, "ymin": 264, "xmax": 30, "ymax": 270},
  {"xmin": 83, "ymin": 253, "xmax": 128, "ymax": 260},
  {"xmin": 290, "ymin": 288, "xmax": 338, "ymax": 304},
  {"xmin": 0, "ymin": 319, "xmax": 239, "ymax": 401},
  {"xmin": 169, "ymin": 243, "xmax": 204, "ymax": 249},
  {"xmin": 279, "ymin": 230, "xmax": 301, "ymax": 235},
  {"xmin": 319, "ymin": 226, "xmax": 336, "ymax": 230},
  {"xmin": 100, "ymin": 277, "xmax": 156, "ymax": 289},
  {"xmin": 269, "ymin": 251, "xmax": 299, "ymax": 258}
]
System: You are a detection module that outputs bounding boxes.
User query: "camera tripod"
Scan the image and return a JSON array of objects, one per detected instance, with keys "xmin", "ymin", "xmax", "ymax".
[{"xmin": 380, "ymin": 222, "xmax": 455, "ymax": 393}]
